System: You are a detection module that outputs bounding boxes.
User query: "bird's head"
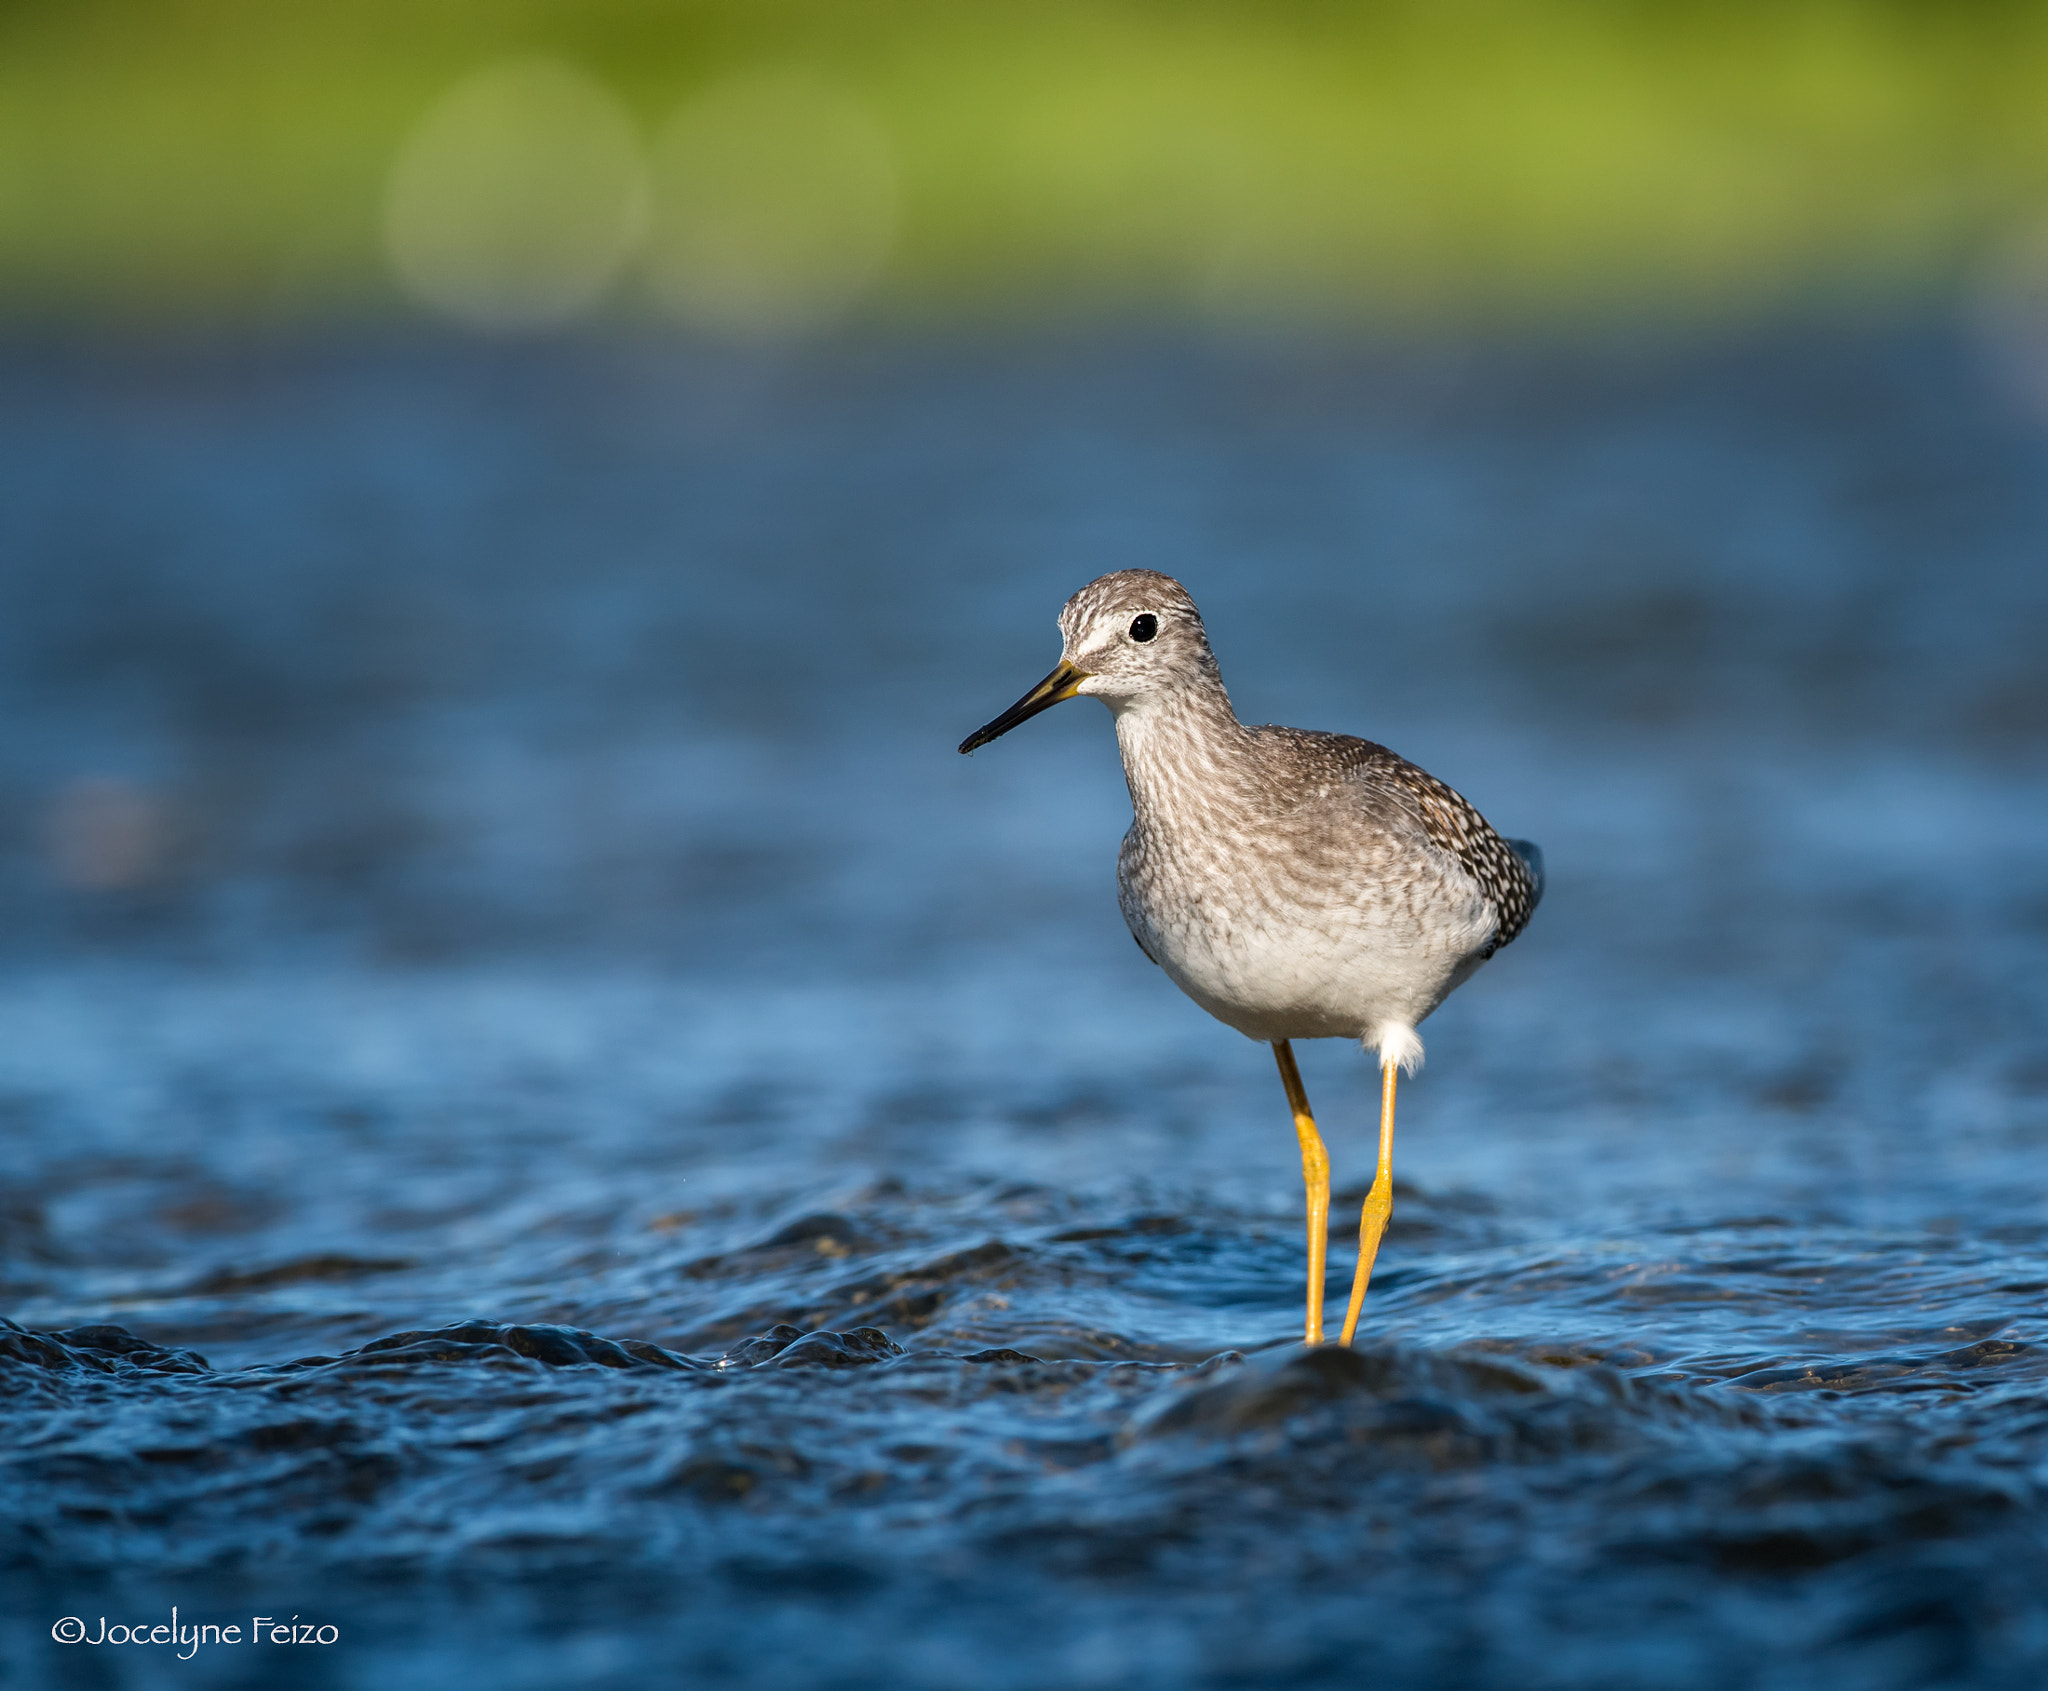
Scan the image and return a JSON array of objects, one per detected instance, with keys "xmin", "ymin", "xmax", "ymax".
[{"xmin": 958, "ymin": 570, "xmax": 1218, "ymax": 753}]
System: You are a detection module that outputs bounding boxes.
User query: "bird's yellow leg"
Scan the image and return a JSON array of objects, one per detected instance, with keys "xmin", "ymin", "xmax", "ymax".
[
  {"xmin": 1338, "ymin": 1059, "xmax": 1398, "ymax": 1348},
  {"xmin": 1272, "ymin": 1040, "xmax": 1328, "ymax": 1345}
]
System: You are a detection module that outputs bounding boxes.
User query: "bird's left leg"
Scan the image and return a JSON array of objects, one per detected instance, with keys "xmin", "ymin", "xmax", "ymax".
[
  {"xmin": 1272, "ymin": 1040, "xmax": 1328, "ymax": 1345},
  {"xmin": 1338, "ymin": 1057, "xmax": 1398, "ymax": 1348}
]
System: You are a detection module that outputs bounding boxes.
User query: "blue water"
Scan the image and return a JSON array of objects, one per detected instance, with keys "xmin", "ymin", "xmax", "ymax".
[{"xmin": 3, "ymin": 326, "xmax": 2048, "ymax": 1689}]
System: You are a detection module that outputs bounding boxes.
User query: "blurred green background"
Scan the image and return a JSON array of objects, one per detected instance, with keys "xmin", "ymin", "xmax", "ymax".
[{"xmin": 0, "ymin": 0, "xmax": 2044, "ymax": 330}]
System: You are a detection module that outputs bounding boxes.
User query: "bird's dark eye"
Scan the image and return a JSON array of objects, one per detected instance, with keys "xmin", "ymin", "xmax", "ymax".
[{"xmin": 1129, "ymin": 614, "xmax": 1158, "ymax": 643}]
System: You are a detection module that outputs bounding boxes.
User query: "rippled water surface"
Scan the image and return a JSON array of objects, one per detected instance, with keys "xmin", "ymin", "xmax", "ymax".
[{"xmin": 4, "ymin": 328, "xmax": 2048, "ymax": 1689}]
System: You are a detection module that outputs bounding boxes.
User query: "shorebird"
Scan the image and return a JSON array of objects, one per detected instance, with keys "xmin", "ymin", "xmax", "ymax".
[{"xmin": 959, "ymin": 570, "xmax": 1541, "ymax": 1347}]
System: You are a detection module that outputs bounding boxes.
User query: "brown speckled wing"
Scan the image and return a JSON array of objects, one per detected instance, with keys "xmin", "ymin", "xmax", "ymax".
[{"xmin": 1325, "ymin": 735, "xmax": 1543, "ymax": 955}]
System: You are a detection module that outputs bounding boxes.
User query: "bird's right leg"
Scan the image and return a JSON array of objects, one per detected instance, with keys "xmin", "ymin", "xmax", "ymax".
[
  {"xmin": 1337, "ymin": 1058, "xmax": 1399, "ymax": 1347},
  {"xmin": 1272, "ymin": 1039, "xmax": 1328, "ymax": 1345}
]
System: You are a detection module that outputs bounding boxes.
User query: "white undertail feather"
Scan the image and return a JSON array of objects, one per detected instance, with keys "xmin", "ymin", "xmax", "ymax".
[{"xmin": 1370, "ymin": 1024, "xmax": 1424, "ymax": 1075}]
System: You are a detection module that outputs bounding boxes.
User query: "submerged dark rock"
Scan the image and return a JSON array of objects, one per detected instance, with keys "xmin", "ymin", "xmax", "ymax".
[
  {"xmin": 0, "ymin": 1316, "xmax": 209, "ymax": 1375},
  {"xmin": 1123, "ymin": 1341, "xmax": 1641, "ymax": 1464},
  {"xmin": 756, "ymin": 1327, "xmax": 902, "ymax": 1369},
  {"xmin": 298, "ymin": 1322, "xmax": 709, "ymax": 1372},
  {"xmin": 717, "ymin": 1324, "xmax": 807, "ymax": 1368}
]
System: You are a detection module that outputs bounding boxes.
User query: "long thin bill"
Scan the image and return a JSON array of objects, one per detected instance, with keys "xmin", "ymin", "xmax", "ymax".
[{"xmin": 957, "ymin": 661, "xmax": 1086, "ymax": 754}]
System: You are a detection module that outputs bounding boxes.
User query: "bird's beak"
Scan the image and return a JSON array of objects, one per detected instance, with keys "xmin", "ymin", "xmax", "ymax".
[{"xmin": 958, "ymin": 660, "xmax": 1089, "ymax": 754}]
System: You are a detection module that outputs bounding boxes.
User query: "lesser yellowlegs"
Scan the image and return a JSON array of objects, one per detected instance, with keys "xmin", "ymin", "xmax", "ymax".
[{"xmin": 959, "ymin": 569, "xmax": 1542, "ymax": 1346}]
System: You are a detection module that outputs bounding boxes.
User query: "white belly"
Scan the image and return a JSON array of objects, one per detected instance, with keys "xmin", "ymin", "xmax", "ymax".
[{"xmin": 1119, "ymin": 835, "xmax": 1497, "ymax": 1045}]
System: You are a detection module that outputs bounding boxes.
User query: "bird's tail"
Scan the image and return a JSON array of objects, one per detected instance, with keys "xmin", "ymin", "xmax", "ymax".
[{"xmin": 1507, "ymin": 838, "xmax": 1545, "ymax": 913}]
